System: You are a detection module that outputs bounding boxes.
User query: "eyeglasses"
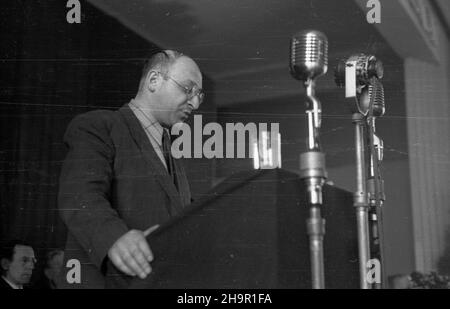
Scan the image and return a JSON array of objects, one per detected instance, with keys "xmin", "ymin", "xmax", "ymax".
[{"xmin": 162, "ymin": 73, "xmax": 204, "ymax": 104}]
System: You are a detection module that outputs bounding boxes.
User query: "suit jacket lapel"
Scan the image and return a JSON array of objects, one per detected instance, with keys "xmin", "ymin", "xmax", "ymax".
[{"xmin": 117, "ymin": 104, "xmax": 183, "ymax": 215}]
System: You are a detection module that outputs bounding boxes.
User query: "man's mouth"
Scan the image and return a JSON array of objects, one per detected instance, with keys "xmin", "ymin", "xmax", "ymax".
[{"xmin": 181, "ymin": 111, "xmax": 191, "ymax": 119}]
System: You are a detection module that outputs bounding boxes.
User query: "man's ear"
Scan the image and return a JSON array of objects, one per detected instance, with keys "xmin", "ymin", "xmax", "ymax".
[
  {"xmin": 1, "ymin": 257, "xmax": 10, "ymax": 272},
  {"xmin": 145, "ymin": 70, "xmax": 162, "ymax": 93}
]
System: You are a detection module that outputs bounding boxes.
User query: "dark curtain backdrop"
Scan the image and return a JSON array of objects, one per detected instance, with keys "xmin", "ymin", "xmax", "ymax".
[
  {"xmin": 0, "ymin": 1, "xmax": 215, "ymax": 263},
  {"xmin": 0, "ymin": 1, "xmax": 162, "ymax": 256}
]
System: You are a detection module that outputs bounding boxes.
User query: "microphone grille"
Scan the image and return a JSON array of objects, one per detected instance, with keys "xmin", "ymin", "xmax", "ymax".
[
  {"xmin": 369, "ymin": 79, "xmax": 385, "ymax": 117},
  {"xmin": 290, "ymin": 30, "xmax": 328, "ymax": 81}
]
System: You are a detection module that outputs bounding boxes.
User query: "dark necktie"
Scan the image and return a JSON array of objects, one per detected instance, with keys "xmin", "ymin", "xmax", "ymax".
[{"xmin": 162, "ymin": 129, "xmax": 177, "ymax": 189}]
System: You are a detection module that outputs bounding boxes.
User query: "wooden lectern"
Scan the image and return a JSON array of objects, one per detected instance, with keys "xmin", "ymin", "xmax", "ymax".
[{"xmin": 106, "ymin": 169, "xmax": 359, "ymax": 288}]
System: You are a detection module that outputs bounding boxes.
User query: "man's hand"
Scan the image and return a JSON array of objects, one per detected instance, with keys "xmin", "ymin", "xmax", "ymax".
[{"xmin": 107, "ymin": 225, "xmax": 159, "ymax": 279}]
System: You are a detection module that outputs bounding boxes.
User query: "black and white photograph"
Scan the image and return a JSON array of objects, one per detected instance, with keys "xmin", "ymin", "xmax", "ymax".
[{"xmin": 0, "ymin": 0, "xmax": 449, "ymax": 293}]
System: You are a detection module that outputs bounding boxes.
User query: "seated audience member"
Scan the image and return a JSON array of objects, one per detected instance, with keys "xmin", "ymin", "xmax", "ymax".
[
  {"xmin": 33, "ymin": 249, "xmax": 64, "ymax": 289},
  {"xmin": 0, "ymin": 239, "xmax": 36, "ymax": 289}
]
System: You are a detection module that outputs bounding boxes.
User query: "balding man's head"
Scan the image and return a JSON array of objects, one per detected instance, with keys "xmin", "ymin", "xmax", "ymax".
[
  {"xmin": 138, "ymin": 50, "xmax": 184, "ymax": 93},
  {"xmin": 135, "ymin": 50, "xmax": 203, "ymax": 127}
]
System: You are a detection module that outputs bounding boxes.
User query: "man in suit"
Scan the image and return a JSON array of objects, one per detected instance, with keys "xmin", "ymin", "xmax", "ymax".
[
  {"xmin": 0, "ymin": 240, "xmax": 36, "ymax": 289},
  {"xmin": 58, "ymin": 50, "xmax": 203, "ymax": 288}
]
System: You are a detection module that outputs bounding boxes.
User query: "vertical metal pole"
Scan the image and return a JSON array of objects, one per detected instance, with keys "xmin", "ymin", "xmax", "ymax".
[
  {"xmin": 353, "ymin": 113, "xmax": 371, "ymax": 289},
  {"xmin": 307, "ymin": 206, "xmax": 325, "ymax": 289},
  {"xmin": 367, "ymin": 117, "xmax": 387, "ymax": 289}
]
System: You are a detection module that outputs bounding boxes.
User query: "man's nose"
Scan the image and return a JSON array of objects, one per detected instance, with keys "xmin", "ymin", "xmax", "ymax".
[
  {"xmin": 26, "ymin": 260, "xmax": 36, "ymax": 269},
  {"xmin": 188, "ymin": 96, "xmax": 201, "ymax": 111},
  {"xmin": 25, "ymin": 263, "xmax": 34, "ymax": 271}
]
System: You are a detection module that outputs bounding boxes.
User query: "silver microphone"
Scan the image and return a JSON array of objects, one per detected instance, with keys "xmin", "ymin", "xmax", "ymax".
[
  {"xmin": 290, "ymin": 30, "xmax": 330, "ymax": 289},
  {"xmin": 290, "ymin": 30, "xmax": 328, "ymax": 81},
  {"xmin": 334, "ymin": 54, "xmax": 384, "ymax": 87},
  {"xmin": 334, "ymin": 53, "xmax": 384, "ymax": 116}
]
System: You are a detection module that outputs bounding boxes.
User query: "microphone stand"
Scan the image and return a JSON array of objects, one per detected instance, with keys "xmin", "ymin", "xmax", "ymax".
[
  {"xmin": 300, "ymin": 79, "xmax": 327, "ymax": 289},
  {"xmin": 335, "ymin": 54, "xmax": 385, "ymax": 289},
  {"xmin": 366, "ymin": 80, "xmax": 386, "ymax": 288},
  {"xmin": 352, "ymin": 112, "xmax": 372, "ymax": 289},
  {"xmin": 367, "ymin": 124, "xmax": 385, "ymax": 289}
]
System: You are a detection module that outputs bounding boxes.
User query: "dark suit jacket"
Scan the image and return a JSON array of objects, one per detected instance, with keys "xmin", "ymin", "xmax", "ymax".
[
  {"xmin": 57, "ymin": 104, "xmax": 191, "ymax": 289},
  {"xmin": 0, "ymin": 277, "xmax": 13, "ymax": 289}
]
